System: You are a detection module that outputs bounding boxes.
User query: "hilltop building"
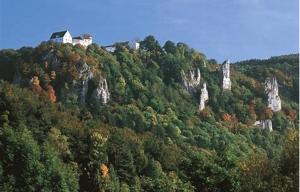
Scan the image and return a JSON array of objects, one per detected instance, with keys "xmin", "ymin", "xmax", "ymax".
[
  {"xmin": 72, "ymin": 34, "xmax": 93, "ymax": 47},
  {"xmin": 103, "ymin": 40, "xmax": 140, "ymax": 52},
  {"xmin": 50, "ymin": 30, "xmax": 140, "ymax": 51},
  {"xmin": 50, "ymin": 30, "xmax": 93, "ymax": 48},
  {"xmin": 130, "ymin": 41, "xmax": 140, "ymax": 50},
  {"xmin": 50, "ymin": 30, "xmax": 73, "ymax": 44}
]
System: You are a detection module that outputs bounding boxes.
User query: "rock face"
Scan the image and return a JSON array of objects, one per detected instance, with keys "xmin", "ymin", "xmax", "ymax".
[
  {"xmin": 181, "ymin": 68, "xmax": 201, "ymax": 92},
  {"xmin": 78, "ymin": 63, "xmax": 94, "ymax": 104},
  {"xmin": 43, "ymin": 49, "xmax": 61, "ymax": 68},
  {"xmin": 44, "ymin": 50, "xmax": 94, "ymax": 104},
  {"xmin": 94, "ymin": 78, "xmax": 110, "ymax": 104},
  {"xmin": 59, "ymin": 63, "xmax": 94, "ymax": 104},
  {"xmin": 199, "ymin": 83, "xmax": 209, "ymax": 111},
  {"xmin": 222, "ymin": 60, "xmax": 231, "ymax": 90},
  {"xmin": 254, "ymin": 120, "xmax": 273, "ymax": 131},
  {"xmin": 265, "ymin": 77, "xmax": 281, "ymax": 112}
]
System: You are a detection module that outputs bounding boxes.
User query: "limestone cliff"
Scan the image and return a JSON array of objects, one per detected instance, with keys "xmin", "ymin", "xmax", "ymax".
[
  {"xmin": 222, "ymin": 60, "xmax": 231, "ymax": 90},
  {"xmin": 43, "ymin": 49, "xmax": 94, "ymax": 104},
  {"xmin": 43, "ymin": 49, "xmax": 61, "ymax": 68},
  {"xmin": 93, "ymin": 78, "xmax": 110, "ymax": 104},
  {"xmin": 199, "ymin": 83, "xmax": 209, "ymax": 111},
  {"xmin": 265, "ymin": 77, "xmax": 281, "ymax": 112},
  {"xmin": 78, "ymin": 63, "xmax": 94, "ymax": 104},
  {"xmin": 254, "ymin": 119, "xmax": 273, "ymax": 132},
  {"xmin": 58, "ymin": 62, "xmax": 94, "ymax": 104},
  {"xmin": 181, "ymin": 68, "xmax": 201, "ymax": 92}
]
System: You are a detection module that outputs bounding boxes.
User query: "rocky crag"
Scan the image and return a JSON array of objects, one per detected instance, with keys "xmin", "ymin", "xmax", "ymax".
[
  {"xmin": 265, "ymin": 77, "xmax": 281, "ymax": 112},
  {"xmin": 181, "ymin": 68, "xmax": 201, "ymax": 92},
  {"xmin": 199, "ymin": 83, "xmax": 209, "ymax": 111},
  {"xmin": 222, "ymin": 60, "xmax": 231, "ymax": 90}
]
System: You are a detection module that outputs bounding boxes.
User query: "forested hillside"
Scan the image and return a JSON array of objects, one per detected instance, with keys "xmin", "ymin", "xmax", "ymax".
[{"xmin": 0, "ymin": 36, "xmax": 298, "ymax": 192}]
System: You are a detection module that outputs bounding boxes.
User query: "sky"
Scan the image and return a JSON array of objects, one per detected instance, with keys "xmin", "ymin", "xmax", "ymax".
[{"xmin": 0, "ymin": 0, "xmax": 298, "ymax": 62}]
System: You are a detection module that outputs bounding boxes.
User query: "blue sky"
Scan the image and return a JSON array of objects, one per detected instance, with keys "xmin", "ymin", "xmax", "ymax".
[{"xmin": 0, "ymin": 0, "xmax": 298, "ymax": 62}]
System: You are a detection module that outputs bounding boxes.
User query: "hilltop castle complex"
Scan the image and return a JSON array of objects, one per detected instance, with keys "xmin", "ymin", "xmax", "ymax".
[
  {"xmin": 50, "ymin": 30, "xmax": 92, "ymax": 48},
  {"xmin": 49, "ymin": 30, "xmax": 140, "ymax": 50}
]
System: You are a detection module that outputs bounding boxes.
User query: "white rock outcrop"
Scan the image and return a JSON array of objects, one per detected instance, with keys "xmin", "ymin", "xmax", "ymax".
[
  {"xmin": 181, "ymin": 68, "xmax": 201, "ymax": 92},
  {"xmin": 199, "ymin": 83, "xmax": 209, "ymax": 111},
  {"xmin": 94, "ymin": 78, "xmax": 110, "ymax": 104},
  {"xmin": 222, "ymin": 60, "xmax": 231, "ymax": 90},
  {"xmin": 79, "ymin": 63, "xmax": 94, "ymax": 104},
  {"xmin": 254, "ymin": 119, "xmax": 273, "ymax": 132},
  {"xmin": 203, "ymin": 60, "xmax": 207, "ymax": 68},
  {"xmin": 265, "ymin": 77, "xmax": 281, "ymax": 112}
]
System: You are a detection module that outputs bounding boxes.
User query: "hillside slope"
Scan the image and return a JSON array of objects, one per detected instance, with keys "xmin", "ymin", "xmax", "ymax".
[{"xmin": 0, "ymin": 36, "xmax": 298, "ymax": 191}]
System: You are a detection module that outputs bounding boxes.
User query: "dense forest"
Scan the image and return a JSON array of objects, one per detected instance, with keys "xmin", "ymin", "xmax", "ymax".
[{"xmin": 0, "ymin": 36, "xmax": 298, "ymax": 192}]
